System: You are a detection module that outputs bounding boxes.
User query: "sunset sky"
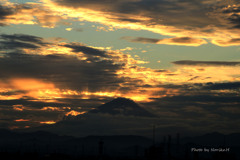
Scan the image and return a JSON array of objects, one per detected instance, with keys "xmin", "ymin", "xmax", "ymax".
[{"xmin": 0, "ymin": 0, "xmax": 240, "ymax": 134}]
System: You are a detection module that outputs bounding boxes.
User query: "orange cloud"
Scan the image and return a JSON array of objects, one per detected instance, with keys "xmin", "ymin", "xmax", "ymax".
[
  {"xmin": 40, "ymin": 121, "xmax": 56, "ymax": 124},
  {"xmin": 65, "ymin": 110, "xmax": 86, "ymax": 116},
  {"xmin": 10, "ymin": 78, "xmax": 55, "ymax": 90},
  {"xmin": 212, "ymin": 38, "xmax": 240, "ymax": 46},
  {"xmin": 41, "ymin": 106, "xmax": 66, "ymax": 111},
  {"xmin": 13, "ymin": 105, "xmax": 25, "ymax": 111},
  {"xmin": 0, "ymin": 2, "xmax": 65, "ymax": 27},
  {"xmin": 14, "ymin": 119, "xmax": 30, "ymax": 122},
  {"xmin": 0, "ymin": 78, "xmax": 58, "ymax": 100}
]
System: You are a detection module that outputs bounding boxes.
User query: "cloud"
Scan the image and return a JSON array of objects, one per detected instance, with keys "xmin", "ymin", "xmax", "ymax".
[
  {"xmin": 1, "ymin": 33, "xmax": 240, "ymax": 132},
  {"xmin": 0, "ymin": 5, "xmax": 14, "ymax": 26},
  {"xmin": 27, "ymin": 89, "xmax": 240, "ymax": 136},
  {"xmin": 63, "ymin": 43, "xmax": 108, "ymax": 57},
  {"xmin": 0, "ymin": 33, "xmax": 162, "ymax": 103},
  {"xmin": 1, "ymin": 34, "xmax": 47, "ymax": 44},
  {"xmin": 0, "ymin": 3, "xmax": 65, "ymax": 27},
  {"xmin": 0, "ymin": 34, "xmax": 127, "ymax": 105},
  {"xmin": 35, "ymin": 0, "xmax": 240, "ymax": 46},
  {"xmin": 220, "ymin": 107, "xmax": 240, "ymax": 114},
  {"xmin": 172, "ymin": 60, "xmax": 240, "ymax": 66},
  {"xmin": 122, "ymin": 37, "xmax": 160, "ymax": 44},
  {"xmin": 156, "ymin": 95, "xmax": 240, "ymax": 103},
  {"xmin": 49, "ymin": 0, "xmax": 215, "ymax": 29},
  {"xmin": 219, "ymin": 3, "xmax": 240, "ymax": 28},
  {"xmin": 0, "ymin": 53, "xmax": 123, "ymax": 91},
  {"xmin": 0, "ymin": 34, "xmax": 49, "ymax": 49},
  {"xmin": 1, "ymin": 34, "xmax": 239, "ymax": 99},
  {"xmin": 203, "ymin": 82, "xmax": 240, "ymax": 90},
  {"xmin": 122, "ymin": 36, "xmax": 207, "ymax": 46},
  {"xmin": 212, "ymin": 38, "xmax": 240, "ymax": 46},
  {"xmin": 1, "ymin": 0, "xmax": 240, "ymax": 46}
]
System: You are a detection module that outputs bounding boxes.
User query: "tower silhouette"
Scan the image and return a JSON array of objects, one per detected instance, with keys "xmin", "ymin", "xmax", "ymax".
[
  {"xmin": 167, "ymin": 135, "xmax": 171, "ymax": 160},
  {"xmin": 98, "ymin": 139, "xmax": 104, "ymax": 160}
]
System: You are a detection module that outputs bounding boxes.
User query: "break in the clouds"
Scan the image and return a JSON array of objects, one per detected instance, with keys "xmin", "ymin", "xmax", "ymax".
[
  {"xmin": 172, "ymin": 60, "xmax": 240, "ymax": 66},
  {"xmin": 122, "ymin": 36, "xmax": 207, "ymax": 46}
]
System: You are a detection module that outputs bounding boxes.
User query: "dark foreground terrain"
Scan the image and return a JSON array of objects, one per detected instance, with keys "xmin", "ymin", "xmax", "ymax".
[{"xmin": 0, "ymin": 129, "xmax": 239, "ymax": 160}]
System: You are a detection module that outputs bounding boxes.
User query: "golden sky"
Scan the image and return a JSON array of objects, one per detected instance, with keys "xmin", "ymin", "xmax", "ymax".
[{"xmin": 0, "ymin": 0, "xmax": 240, "ymax": 134}]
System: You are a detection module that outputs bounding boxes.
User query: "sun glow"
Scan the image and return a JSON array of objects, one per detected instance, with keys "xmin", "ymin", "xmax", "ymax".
[{"xmin": 10, "ymin": 78, "xmax": 55, "ymax": 90}]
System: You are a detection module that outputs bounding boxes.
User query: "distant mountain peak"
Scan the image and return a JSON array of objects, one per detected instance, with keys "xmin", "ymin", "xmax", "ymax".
[{"xmin": 89, "ymin": 97, "xmax": 155, "ymax": 117}]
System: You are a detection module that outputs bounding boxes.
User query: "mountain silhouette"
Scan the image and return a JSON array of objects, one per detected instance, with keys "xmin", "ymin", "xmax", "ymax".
[
  {"xmin": 23, "ymin": 98, "xmax": 157, "ymax": 137},
  {"xmin": 89, "ymin": 97, "xmax": 155, "ymax": 117}
]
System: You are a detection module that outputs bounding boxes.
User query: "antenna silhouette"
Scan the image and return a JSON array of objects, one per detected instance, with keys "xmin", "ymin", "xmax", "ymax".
[
  {"xmin": 152, "ymin": 124, "xmax": 156, "ymax": 146},
  {"xmin": 98, "ymin": 139, "xmax": 104, "ymax": 160}
]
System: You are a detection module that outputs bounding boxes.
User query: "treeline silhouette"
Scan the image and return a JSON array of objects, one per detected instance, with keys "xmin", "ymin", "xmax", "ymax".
[{"xmin": 0, "ymin": 129, "xmax": 239, "ymax": 160}]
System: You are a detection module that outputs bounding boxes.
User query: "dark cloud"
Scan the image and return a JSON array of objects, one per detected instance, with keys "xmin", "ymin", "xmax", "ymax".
[
  {"xmin": 2, "ymin": 0, "xmax": 240, "ymax": 47},
  {"xmin": 222, "ymin": 6, "xmax": 240, "ymax": 29},
  {"xmin": 0, "ymin": 34, "xmax": 48, "ymax": 49},
  {"xmin": 121, "ymin": 36, "xmax": 207, "ymax": 46},
  {"xmin": 0, "ymin": 99, "xmax": 63, "ymax": 109},
  {"xmin": 0, "ymin": 90, "xmax": 26, "ymax": 96},
  {"xmin": 144, "ymin": 82, "xmax": 240, "ymax": 112},
  {"xmin": 144, "ymin": 93, "xmax": 240, "ymax": 127},
  {"xmin": 203, "ymin": 82, "xmax": 240, "ymax": 90},
  {"xmin": 0, "ymin": 98, "xmax": 104, "ymax": 110},
  {"xmin": 47, "ymin": 0, "xmax": 240, "ymax": 47},
  {"xmin": 155, "ymin": 95, "xmax": 240, "ymax": 103},
  {"xmin": 168, "ymin": 37, "xmax": 197, "ymax": 43},
  {"xmin": 26, "ymin": 93, "xmax": 240, "ymax": 137},
  {"xmin": 0, "ymin": 52, "xmax": 123, "ymax": 91},
  {"xmin": 63, "ymin": 43, "xmax": 107, "ymax": 57},
  {"xmin": 0, "ymin": 34, "xmax": 128, "ymax": 92},
  {"xmin": 0, "ymin": 41, "xmax": 40, "ymax": 49},
  {"xmin": 0, "ymin": 97, "xmax": 108, "ymax": 129},
  {"xmin": 227, "ymin": 38, "xmax": 240, "ymax": 43},
  {"xmin": 222, "ymin": 5, "xmax": 240, "ymax": 14},
  {"xmin": 121, "ymin": 36, "xmax": 159, "ymax": 43},
  {"xmin": 0, "ymin": 34, "xmax": 47, "ymax": 45},
  {"xmin": 0, "ymin": 5, "xmax": 14, "ymax": 20},
  {"xmin": 172, "ymin": 60, "xmax": 240, "ymax": 66},
  {"xmin": 53, "ymin": 0, "xmax": 219, "ymax": 28}
]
